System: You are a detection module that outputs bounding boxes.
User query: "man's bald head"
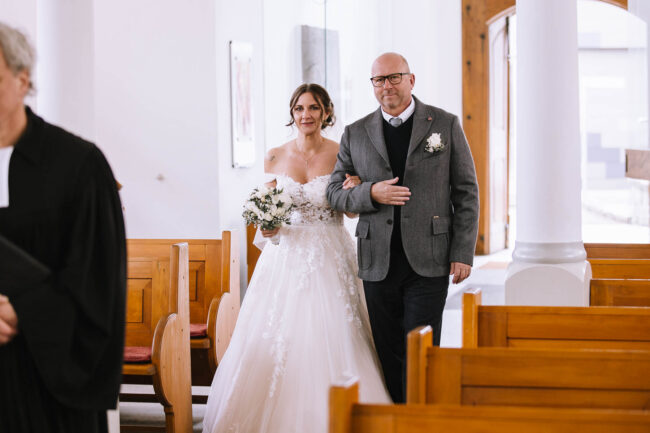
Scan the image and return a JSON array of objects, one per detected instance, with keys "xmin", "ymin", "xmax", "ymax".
[
  {"xmin": 371, "ymin": 52, "xmax": 410, "ymax": 76},
  {"xmin": 370, "ymin": 52, "xmax": 415, "ymax": 116}
]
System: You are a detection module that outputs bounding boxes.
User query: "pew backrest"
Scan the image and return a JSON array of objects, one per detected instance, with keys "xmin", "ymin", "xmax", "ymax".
[
  {"xmin": 330, "ymin": 379, "xmax": 650, "ymax": 433},
  {"xmin": 591, "ymin": 278, "xmax": 650, "ymax": 307},
  {"xmin": 408, "ymin": 326, "xmax": 650, "ymax": 409},
  {"xmin": 127, "ymin": 234, "xmax": 239, "ymax": 325},
  {"xmin": 589, "ymin": 259, "xmax": 650, "ymax": 279},
  {"xmin": 125, "ymin": 256, "xmax": 170, "ymax": 347},
  {"xmin": 463, "ymin": 288, "xmax": 650, "ymax": 350},
  {"xmin": 585, "ymin": 243, "xmax": 650, "ymax": 259}
]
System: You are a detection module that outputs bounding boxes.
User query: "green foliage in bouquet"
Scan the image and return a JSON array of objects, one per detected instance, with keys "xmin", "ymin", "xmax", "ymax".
[{"xmin": 242, "ymin": 186, "xmax": 294, "ymax": 231}]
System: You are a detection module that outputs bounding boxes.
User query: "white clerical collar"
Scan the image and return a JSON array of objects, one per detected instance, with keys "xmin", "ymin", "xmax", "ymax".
[
  {"xmin": 0, "ymin": 146, "xmax": 14, "ymax": 208},
  {"xmin": 381, "ymin": 97, "xmax": 415, "ymax": 124}
]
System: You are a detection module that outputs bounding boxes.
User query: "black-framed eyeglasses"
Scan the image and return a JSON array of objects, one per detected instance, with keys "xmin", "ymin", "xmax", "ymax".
[{"xmin": 370, "ymin": 72, "xmax": 412, "ymax": 87}]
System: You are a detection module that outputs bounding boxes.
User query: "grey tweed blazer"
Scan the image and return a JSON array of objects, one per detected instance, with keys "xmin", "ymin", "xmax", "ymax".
[{"xmin": 326, "ymin": 96, "xmax": 479, "ymax": 281}]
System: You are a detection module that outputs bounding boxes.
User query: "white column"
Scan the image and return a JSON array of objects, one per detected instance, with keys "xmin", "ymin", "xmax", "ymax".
[
  {"xmin": 506, "ymin": 0, "xmax": 590, "ymax": 306},
  {"xmin": 628, "ymin": 0, "xmax": 650, "ymax": 147}
]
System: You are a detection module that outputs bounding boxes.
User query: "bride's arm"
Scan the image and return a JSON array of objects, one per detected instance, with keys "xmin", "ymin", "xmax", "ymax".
[
  {"xmin": 343, "ymin": 174, "xmax": 361, "ymax": 218},
  {"xmin": 264, "ymin": 148, "xmax": 279, "ymax": 188},
  {"xmin": 261, "ymin": 149, "xmax": 280, "ymax": 237}
]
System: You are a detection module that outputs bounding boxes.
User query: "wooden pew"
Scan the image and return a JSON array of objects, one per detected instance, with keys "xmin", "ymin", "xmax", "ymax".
[
  {"xmin": 585, "ymin": 243, "xmax": 650, "ymax": 259},
  {"xmin": 330, "ymin": 378, "xmax": 650, "ymax": 433},
  {"xmin": 589, "ymin": 259, "xmax": 650, "ymax": 279},
  {"xmin": 121, "ymin": 243, "xmax": 192, "ymax": 433},
  {"xmin": 462, "ymin": 287, "xmax": 650, "ymax": 350},
  {"xmin": 406, "ymin": 326, "xmax": 650, "ymax": 409},
  {"xmin": 246, "ymin": 224, "xmax": 261, "ymax": 284},
  {"xmin": 127, "ymin": 232, "xmax": 240, "ymax": 387},
  {"xmin": 587, "ymin": 258, "xmax": 650, "ymax": 306},
  {"xmin": 591, "ymin": 278, "xmax": 650, "ymax": 306}
]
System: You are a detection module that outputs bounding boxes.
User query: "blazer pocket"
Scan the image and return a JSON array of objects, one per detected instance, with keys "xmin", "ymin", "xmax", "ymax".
[
  {"xmin": 355, "ymin": 220, "xmax": 371, "ymax": 270},
  {"xmin": 421, "ymin": 146, "xmax": 448, "ymax": 162},
  {"xmin": 431, "ymin": 216, "xmax": 451, "ymax": 265}
]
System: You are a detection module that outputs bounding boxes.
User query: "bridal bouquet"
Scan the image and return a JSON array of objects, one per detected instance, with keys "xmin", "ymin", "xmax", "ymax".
[{"xmin": 242, "ymin": 185, "xmax": 294, "ymax": 244}]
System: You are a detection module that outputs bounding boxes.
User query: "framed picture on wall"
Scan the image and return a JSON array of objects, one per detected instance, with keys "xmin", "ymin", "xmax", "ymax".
[{"xmin": 230, "ymin": 41, "xmax": 255, "ymax": 168}]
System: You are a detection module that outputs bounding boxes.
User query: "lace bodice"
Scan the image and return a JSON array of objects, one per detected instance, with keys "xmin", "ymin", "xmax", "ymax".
[{"xmin": 276, "ymin": 174, "xmax": 342, "ymax": 226}]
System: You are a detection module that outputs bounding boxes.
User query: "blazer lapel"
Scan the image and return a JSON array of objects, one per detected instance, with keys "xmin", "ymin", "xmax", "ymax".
[
  {"xmin": 407, "ymin": 96, "xmax": 435, "ymax": 158},
  {"xmin": 364, "ymin": 108, "xmax": 391, "ymax": 167}
]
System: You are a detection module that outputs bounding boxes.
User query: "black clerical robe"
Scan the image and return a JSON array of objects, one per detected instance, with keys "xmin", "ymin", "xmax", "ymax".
[{"xmin": 0, "ymin": 107, "xmax": 126, "ymax": 433}]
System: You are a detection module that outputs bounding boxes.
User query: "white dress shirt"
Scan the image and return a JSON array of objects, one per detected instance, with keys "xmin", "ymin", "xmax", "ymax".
[
  {"xmin": 0, "ymin": 146, "xmax": 13, "ymax": 208},
  {"xmin": 381, "ymin": 97, "xmax": 415, "ymax": 124}
]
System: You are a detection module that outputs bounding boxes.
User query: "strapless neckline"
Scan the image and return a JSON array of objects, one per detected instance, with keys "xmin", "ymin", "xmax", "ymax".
[{"xmin": 276, "ymin": 173, "xmax": 330, "ymax": 187}]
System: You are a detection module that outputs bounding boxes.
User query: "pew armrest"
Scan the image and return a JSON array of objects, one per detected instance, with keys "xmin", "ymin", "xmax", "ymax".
[
  {"xmin": 406, "ymin": 326, "xmax": 433, "ymax": 404},
  {"xmin": 150, "ymin": 312, "xmax": 177, "ymax": 407},
  {"xmin": 206, "ymin": 295, "xmax": 221, "ymax": 373},
  {"xmin": 462, "ymin": 288, "xmax": 482, "ymax": 348},
  {"xmin": 329, "ymin": 377, "xmax": 359, "ymax": 433},
  {"xmin": 215, "ymin": 291, "xmax": 239, "ymax": 365}
]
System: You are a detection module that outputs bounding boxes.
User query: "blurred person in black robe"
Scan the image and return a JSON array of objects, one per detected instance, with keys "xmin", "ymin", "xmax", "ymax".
[{"xmin": 0, "ymin": 22, "xmax": 126, "ymax": 433}]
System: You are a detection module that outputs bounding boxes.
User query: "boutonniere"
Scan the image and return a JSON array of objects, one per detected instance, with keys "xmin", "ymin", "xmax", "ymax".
[{"xmin": 425, "ymin": 133, "xmax": 445, "ymax": 153}]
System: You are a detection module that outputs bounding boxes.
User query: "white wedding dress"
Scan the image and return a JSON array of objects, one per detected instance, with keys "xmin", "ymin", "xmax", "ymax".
[{"xmin": 202, "ymin": 174, "xmax": 391, "ymax": 433}]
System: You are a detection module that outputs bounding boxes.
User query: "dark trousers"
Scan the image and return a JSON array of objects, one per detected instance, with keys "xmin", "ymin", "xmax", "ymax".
[{"xmin": 363, "ymin": 247, "xmax": 449, "ymax": 403}]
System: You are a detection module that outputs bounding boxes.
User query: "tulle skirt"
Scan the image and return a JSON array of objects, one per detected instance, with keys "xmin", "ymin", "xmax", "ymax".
[{"xmin": 202, "ymin": 223, "xmax": 391, "ymax": 433}]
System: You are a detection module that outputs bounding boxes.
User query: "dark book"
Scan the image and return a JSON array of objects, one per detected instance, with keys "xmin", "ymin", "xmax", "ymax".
[{"xmin": 0, "ymin": 234, "xmax": 50, "ymax": 285}]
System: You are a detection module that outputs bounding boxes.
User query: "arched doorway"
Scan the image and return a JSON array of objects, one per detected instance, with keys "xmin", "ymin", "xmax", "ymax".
[{"xmin": 462, "ymin": 0, "xmax": 629, "ymax": 255}]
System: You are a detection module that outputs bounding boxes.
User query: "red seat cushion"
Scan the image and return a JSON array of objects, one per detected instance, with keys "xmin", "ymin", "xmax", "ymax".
[
  {"xmin": 123, "ymin": 346, "xmax": 152, "ymax": 363},
  {"xmin": 190, "ymin": 323, "xmax": 208, "ymax": 338}
]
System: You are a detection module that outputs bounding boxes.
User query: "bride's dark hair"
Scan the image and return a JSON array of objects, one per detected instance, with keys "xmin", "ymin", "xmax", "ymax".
[{"xmin": 286, "ymin": 83, "xmax": 336, "ymax": 130}]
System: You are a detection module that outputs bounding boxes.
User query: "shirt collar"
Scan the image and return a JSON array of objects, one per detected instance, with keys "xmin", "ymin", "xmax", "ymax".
[{"xmin": 381, "ymin": 96, "xmax": 415, "ymax": 124}]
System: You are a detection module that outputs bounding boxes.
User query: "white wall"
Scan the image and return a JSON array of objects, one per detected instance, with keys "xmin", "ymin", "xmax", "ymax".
[
  {"xmin": 387, "ymin": 0, "xmax": 463, "ymax": 117},
  {"xmin": 262, "ymin": 0, "xmax": 330, "ymax": 149},
  {"xmin": 262, "ymin": 0, "xmax": 464, "ymax": 148},
  {"xmin": 214, "ymin": 0, "xmax": 266, "ymax": 292},
  {"xmin": 36, "ymin": 0, "xmax": 95, "ymax": 140},
  {"xmin": 93, "ymin": 0, "xmax": 224, "ymax": 240},
  {"xmin": 93, "ymin": 0, "xmax": 266, "ymax": 291}
]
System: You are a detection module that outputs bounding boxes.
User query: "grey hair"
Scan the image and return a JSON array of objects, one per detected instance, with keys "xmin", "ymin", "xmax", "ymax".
[{"xmin": 0, "ymin": 22, "xmax": 36, "ymax": 92}]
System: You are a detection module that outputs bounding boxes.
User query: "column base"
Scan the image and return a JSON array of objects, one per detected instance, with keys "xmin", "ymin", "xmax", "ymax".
[{"xmin": 505, "ymin": 260, "xmax": 592, "ymax": 306}]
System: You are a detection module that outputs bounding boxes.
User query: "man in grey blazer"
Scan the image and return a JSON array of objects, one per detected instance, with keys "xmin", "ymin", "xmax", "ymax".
[{"xmin": 327, "ymin": 53, "xmax": 479, "ymax": 403}]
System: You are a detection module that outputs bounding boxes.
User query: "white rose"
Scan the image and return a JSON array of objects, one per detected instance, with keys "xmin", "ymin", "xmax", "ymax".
[
  {"xmin": 279, "ymin": 193, "xmax": 292, "ymax": 205},
  {"xmin": 427, "ymin": 133, "xmax": 441, "ymax": 146}
]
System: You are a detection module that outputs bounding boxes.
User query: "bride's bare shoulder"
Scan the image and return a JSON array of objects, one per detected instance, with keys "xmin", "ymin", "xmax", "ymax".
[
  {"xmin": 323, "ymin": 138, "xmax": 340, "ymax": 155},
  {"xmin": 264, "ymin": 141, "xmax": 292, "ymax": 171}
]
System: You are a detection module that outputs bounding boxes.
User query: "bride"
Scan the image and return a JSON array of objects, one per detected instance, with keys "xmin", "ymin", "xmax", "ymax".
[{"xmin": 202, "ymin": 83, "xmax": 391, "ymax": 433}]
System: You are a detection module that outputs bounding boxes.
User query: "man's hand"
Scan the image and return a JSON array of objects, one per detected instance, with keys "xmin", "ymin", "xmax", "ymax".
[
  {"xmin": 0, "ymin": 295, "xmax": 18, "ymax": 345},
  {"xmin": 342, "ymin": 174, "xmax": 361, "ymax": 190},
  {"xmin": 370, "ymin": 177, "xmax": 411, "ymax": 205},
  {"xmin": 450, "ymin": 262, "xmax": 471, "ymax": 284}
]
